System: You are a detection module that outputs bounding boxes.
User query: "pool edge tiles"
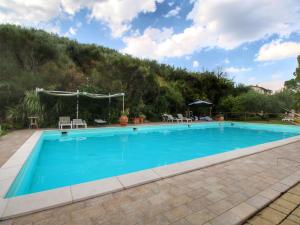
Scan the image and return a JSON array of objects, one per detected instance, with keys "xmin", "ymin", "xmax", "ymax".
[
  {"xmin": 1, "ymin": 125, "xmax": 300, "ymax": 219},
  {"xmin": 0, "ymin": 131, "xmax": 42, "ymax": 218}
]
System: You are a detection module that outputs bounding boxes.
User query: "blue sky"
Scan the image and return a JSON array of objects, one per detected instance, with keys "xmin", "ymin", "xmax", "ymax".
[{"xmin": 1, "ymin": 0, "xmax": 300, "ymax": 90}]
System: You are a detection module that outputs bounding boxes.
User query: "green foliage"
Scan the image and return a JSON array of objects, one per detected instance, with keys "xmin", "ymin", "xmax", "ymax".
[
  {"xmin": 6, "ymin": 91, "xmax": 44, "ymax": 127},
  {"xmin": 219, "ymin": 90, "xmax": 295, "ymax": 114},
  {"xmin": 0, "ymin": 24, "xmax": 249, "ymax": 127},
  {"xmin": 284, "ymin": 55, "xmax": 300, "ymax": 110}
]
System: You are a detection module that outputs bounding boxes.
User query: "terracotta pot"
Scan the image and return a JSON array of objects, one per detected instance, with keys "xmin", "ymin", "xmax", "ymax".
[
  {"xmin": 139, "ymin": 117, "xmax": 144, "ymax": 123},
  {"xmin": 119, "ymin": 115, "xmax": 128, "ymax": 126},
  {"xmin": 216, "ymin": 116, "xmax": 224, "ymax": 121},
  {"xmin": 133, "ymin": 117, "xmax": 140, "ymax": 124}
]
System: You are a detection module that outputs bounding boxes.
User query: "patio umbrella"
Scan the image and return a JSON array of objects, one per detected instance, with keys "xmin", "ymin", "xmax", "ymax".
[{"xmin": 188, "ymin": 100, "xmax": 212, "ymax": 106}]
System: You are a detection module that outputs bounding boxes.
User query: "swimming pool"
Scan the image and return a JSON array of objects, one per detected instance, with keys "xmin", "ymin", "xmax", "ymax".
[{"xmin": 5, "ymin": 122, "xmax": 300, "ymax": 198}]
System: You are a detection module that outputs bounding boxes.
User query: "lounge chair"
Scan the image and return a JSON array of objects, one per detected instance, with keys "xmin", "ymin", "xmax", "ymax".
[
  {"xmin": 167, "ymin": 115, "xmax": 180, "ymax": 122},
  {"xmin": 193, "ymin": 116, "xmax": 199, "ymax": 121},
  {"xmin": 162, "ymin": 114, "xmax": 168, "ymax": 122},
  {"xmin": 72, "ymin": 119, "xmax": 87, "ymax": 128},
  {"xmin": 282, "ymin": 116, "xmax": 294, "ymax": 122},
  {"xmin": 58, "ymin": 116, "xmax": 72, "ymax": 129},
  {"xmin": 177, "ymin": 114, "xmax": 192, "ymax": 122},
  {"xmin": 94, "ymin": 119, "xmax": 107, "ymax": 125},
  {"xmin": 199, "ymin": 116, "xmax": 213, "ymax": 121},
  {"xmin": 282, "ymin": 111, "xmax": 295, "ymax": 122}
]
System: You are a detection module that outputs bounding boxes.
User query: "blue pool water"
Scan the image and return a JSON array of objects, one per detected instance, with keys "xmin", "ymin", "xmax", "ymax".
[{"xmin": 6, "ymin": 122, "xmax": 300, "ymax": 197}]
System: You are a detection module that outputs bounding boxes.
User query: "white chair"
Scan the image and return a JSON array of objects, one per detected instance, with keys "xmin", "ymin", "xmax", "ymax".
[
  {"xmin": 177, "ymin": 114, "xmax": 192, "ymax": 122},
  {"xmin": 58, "ymin": 116, "xmax": 72, "ymax": 129},
  {"xmin": 167, "ymin": 115, "xmax": 179, "ymax": 122},
  {"xmin": 282, "ymin": 111, "xmax": 295, "ymax": 122},
  {"xmin": 72, "ymin": 119, "xmax": 87, "ymax": 128},
  {"xmin": 162, "ymin": 114, "xmax": 168, "ymax": 122}
]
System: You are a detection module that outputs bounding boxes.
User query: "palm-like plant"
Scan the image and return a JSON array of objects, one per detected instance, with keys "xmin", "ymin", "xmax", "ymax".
[{"xmin": 6, "ymin": 90, "xmax": 44, "ymax": 127}]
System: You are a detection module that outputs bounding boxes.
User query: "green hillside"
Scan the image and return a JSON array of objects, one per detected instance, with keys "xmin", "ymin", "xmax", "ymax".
[{"xmin": 3, "ymin": 24, "xmax": 293, "ymax": 128}]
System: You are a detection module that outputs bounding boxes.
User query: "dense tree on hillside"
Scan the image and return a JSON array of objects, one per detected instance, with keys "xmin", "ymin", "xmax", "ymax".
[{"xmin": 0, "ymin": 24, "xmax": 264, "ymax": 128}]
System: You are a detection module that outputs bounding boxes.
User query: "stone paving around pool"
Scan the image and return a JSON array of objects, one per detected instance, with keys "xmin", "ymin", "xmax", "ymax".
[{"xmin": 0, "ymin": 129, "xmax": 300, "ymax": 225}]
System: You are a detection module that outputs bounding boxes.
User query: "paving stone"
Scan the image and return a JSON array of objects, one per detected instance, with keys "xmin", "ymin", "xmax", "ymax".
[
  {"xmin": 207, "ymin": 199, "xmax": 234, "ymax": 215},
  {"xmin": 269, "ymin": 203, "xmax": 291, "ymax": 214},
  {"xmin": 170, "ymin": 218, "xmax": 191, "ymax": 225},
  {"xmin": 286, "ymin": 214, "xmax": 300, "ymax": 223},
  {"xmin": 185, "ymin": 208, "xmax": 216, "ymax": 225},
  {"xmin": 246, "ymin": 194, "xmax": 270, "ymax": 209},
  {"xmin": 258, "ymin": 207, "xmax": 286, "ymax": 224},
  {"xmin": 291, "ymin": 207, "xmax": 300, "ymax": 217},
  {"xmin": 259, "ymin": 188, "xmax": 281, "ymax": 200},
  {"xmin": 288, "ymin": 185, "xmax": 300, "ymax": 196},
  {"xmin": 280, "ymin": 219, "xmax": 299, "ymax": 225},
  {"xmin": 186, "ymin": 197, "xmax": 213, "ymax": 212},
  {"xmin": 164, "ymin": 205, "xmax": 192, "ymax": 223},
  {"xmin": 273, "ymin": 198, "xmax": 297, "ymax": 211},
  {"xmin": 282, "ymin": 192, "xmax": 300, "ymax": 205},
  {"xmin": 206, "ymin": 190, "xmax": 227, "ymax": 203},
  {"xmin": 230, "ymin": 203, "xmax": 256, "ymax": 220},
  {"xmin": 168, "ymin": 195, "xmax": 193, "ymax": 208},
  {"xmin": 209, "ymin": 210, "xmax": 241, "ymax": 225},
  {"xmin": 247, "ymin": 216, "xmax": 274, "ymax": 225}
]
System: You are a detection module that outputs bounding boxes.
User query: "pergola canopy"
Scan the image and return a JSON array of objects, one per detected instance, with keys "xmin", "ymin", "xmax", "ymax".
[{"xmin": 36, "ymin": 88, "xmax": 125, "ymax": 119}]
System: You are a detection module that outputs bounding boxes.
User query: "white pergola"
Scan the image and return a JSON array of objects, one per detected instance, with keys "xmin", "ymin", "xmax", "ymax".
[{"xmin": 36, "ymin": 88, "xmax": 125, "ymax": 119}]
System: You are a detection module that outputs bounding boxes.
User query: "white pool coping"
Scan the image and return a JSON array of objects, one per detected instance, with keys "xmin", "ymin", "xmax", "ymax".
[{"xmin": 1, "ymin": 128, "xmax": 300, "ymax": 219}]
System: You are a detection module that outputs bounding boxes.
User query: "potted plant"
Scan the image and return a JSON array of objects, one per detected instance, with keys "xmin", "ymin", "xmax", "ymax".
[
  {"xmin": 139, "ymin": 113, "xmax": 146, "ymax": 123},
  {"xmin": 216, "ymin": 113, "xmax": 224, "ymax": 121},
  {"xmin": 133, "ymin": 117, "xmax": 140, "ymax": 124},
  {"xmin": 119, "ymin": 109, "xmax": 129, "ymax": 126}
]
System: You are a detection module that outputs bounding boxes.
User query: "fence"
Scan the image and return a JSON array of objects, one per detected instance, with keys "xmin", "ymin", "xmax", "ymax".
[{"xmin": 220, "ymin": 112, "xmax": 284, "ymax": 121}]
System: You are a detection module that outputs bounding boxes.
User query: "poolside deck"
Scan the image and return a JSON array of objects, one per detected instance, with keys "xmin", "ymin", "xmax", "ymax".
[{"xmin": 1, "ymin": 129, "xmax": 300, "ymax": 225}]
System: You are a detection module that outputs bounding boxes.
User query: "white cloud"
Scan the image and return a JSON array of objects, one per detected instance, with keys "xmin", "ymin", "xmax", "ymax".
[
  {"xmin": 185, "ymin": 56, "xmax": 191, "ymax": 60},
  {"xmin": 122, "ymin": 27, "xmax": 175, "ymax": 59},
  {"xmin": 0, "ymin": 0, "xmax": 62, "ymax": 25},
  {"xmin": 192, "ymin": 60, "xmax": 199, "ymax": 68},
  {"xmin": 89, "ymin": 0, "xmax": 164, "ymax": 37},
  {"xmin": 225, "ymin": 67, "xmax": 252, "ymax": 73},
  {"xmin": 168, "ymin": 1, "xmax": 175, "ymax": 7},
  {"xmin": 164, "ymin": 6, "xmax": 181, "ymax": 18},
  {"xmin": 122, "ymin": 0, "xmax": 300, "ymax": 58},
  {"xmin": 256, "ymin": 40, "xmax": 300, "ymax": 61},
  {"xmin": 224, "ymin": 58, "xmax": 230, "ymax": 64},
  {"xmin": 0, "ymin": 0, "xmax": 164, "ymax": 38},
  {"xmin": 64, "ymin": 22, "xmax": 82, "ymax": 37}
]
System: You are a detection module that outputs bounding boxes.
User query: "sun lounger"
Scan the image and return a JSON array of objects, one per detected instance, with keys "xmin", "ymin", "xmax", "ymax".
[
  {"xmin": 199, "ymin": 116, "xmax": 213, "ymax": 121},
  {"xmin": 162, "ymin": 114, "xmax": 168, "ymax": 122},
  {"xmin": 282, "ymin": 112, "xmax": 295, "ymax": 122},
  {"xmin": 167, "ymin": 115, "xmax": 180, "ymax": 122},
  {"xmin": 72, "ymin": 119, "xmax": 87, "ymax": 128},
  {"xmin": 282, "ymin": 117, "xmax": 294, "ymax": 122},
  {"xmin": 177, "ymin": 114, "xmax": 192, "ymax": 122},
  {"xmin": 95, "ymin": 119, "xmax": 107, "ymax": 125},
  {"xmin": 58, "ymin": 116, "xmax": 72, "ymax": 129}
]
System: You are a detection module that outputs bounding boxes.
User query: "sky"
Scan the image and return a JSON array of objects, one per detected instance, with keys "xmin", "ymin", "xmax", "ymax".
[{"xmin": 1, "ymin": 0, "xmax": 300, "ymax": 91}]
